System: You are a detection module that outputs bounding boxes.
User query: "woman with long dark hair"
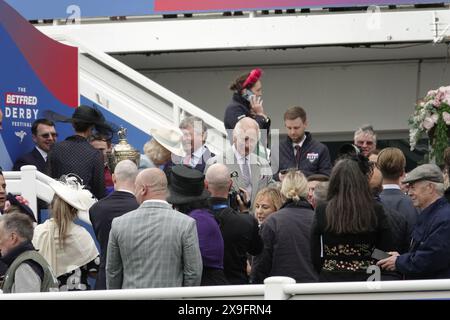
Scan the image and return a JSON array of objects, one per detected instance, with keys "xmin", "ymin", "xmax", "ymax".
[{"xmin": 311, "ymin": 158, "xmax": 393, "ymax": 282}]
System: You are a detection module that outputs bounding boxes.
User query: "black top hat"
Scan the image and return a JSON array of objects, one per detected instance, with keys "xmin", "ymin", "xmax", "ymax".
[
  {"xmin": 167, "ymin": 165, "xmax": 210, "ymax": 205},
  {"xmin": 6, "ymin": 193, "xmax": 36, "ymax": 222}
]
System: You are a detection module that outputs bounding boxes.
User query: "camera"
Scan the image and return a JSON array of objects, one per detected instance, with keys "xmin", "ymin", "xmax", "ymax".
[
  {"xmin": 228, "ymin": 189, "xmax": 248, "ymax": 211},
  {"xmin": 228, "ymin": 171, "xmax": 251, "ymax": 211}
]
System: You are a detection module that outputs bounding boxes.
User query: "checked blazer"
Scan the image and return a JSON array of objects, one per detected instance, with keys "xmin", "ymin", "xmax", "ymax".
[{"xmin": 106, "ymin": 201, "xmax": 203, "ymax": 289}]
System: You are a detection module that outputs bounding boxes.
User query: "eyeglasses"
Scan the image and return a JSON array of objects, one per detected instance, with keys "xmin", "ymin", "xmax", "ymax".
[
  {"xmin": 280, "ymin": 168, "xmax": 300, "ymax": 175},
  {"xmin": 39, "ymin": 132, "xmax": 58, "ymax": 139}
]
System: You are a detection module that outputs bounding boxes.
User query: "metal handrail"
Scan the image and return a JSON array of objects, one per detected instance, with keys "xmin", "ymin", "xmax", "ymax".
[
  {"xmin": 51, "ymin": 34, "xmax": 227, "ymax": 137},
  {"xmin": 3, "ymin": 166, "xmax": 92, "ymax": 225},
  {"xmin": 1, "ymin": 277, "xmax": 450, "ymax": 299}
]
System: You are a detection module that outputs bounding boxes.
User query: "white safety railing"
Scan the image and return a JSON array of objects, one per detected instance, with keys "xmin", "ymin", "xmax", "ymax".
[
  {"xmin": 3, "ymin": 166, "xmax": 92, "ymax": 225},
  {"xmin": 1, "ymin": 277, "xmax": 450, "ymax": 299},
  {"xmin": 51, "ymin": 34, "xmax": 228, "ymax": 156}
]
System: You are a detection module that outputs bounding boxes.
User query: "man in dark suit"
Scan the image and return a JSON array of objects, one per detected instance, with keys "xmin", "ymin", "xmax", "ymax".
[
  {"xmin": 272, "ymin": 106, "xmax": 332, "ymax": 180},
  {"xmin": 13, "ymin": 119, "xmax": 57, "ymax": 221},
  {"xmin": 170, "ymin": 116, "xmax": 215, "ymax": 173},
  {"xmin": 89, "ymin": 159, "xmax": 139, "ymax": 290},
  {"xmin": 13, "ymin": 119, "xmax": 57, "ymax": 172},
  {"xmin": 205, "ymin": 163, "xmax": 263, "ymax": 284},
  {"xmin": 377, "ymin": 148, "xmax": 418, "ymax": 237}
]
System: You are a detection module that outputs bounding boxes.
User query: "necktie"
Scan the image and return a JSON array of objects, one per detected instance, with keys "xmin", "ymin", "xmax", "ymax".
[
  {"xmin": 242, "ymin": 156, "xmax": 252, "ymax": 196},
  {"xmin": 295, "ymin": 145, "xmax": 301, "ymax": 166},
  {"xmin": 183, "ymin": 154, "xmax": 192, "ymax": 166}
]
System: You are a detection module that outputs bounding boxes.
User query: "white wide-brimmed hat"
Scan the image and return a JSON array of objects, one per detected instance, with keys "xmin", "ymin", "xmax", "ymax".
[
  {"xmin": 150, "ymin": 126, "xmax": 186, "ymax": 157},
  {"xmin": 49, "ymin": 174, "xmax": 97, "ymax": 211}
]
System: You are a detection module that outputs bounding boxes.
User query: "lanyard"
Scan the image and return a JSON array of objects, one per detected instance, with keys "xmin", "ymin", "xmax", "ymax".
[{"xmin": 212, "ymin": 204, "xmax": 228, "ymax": 211}]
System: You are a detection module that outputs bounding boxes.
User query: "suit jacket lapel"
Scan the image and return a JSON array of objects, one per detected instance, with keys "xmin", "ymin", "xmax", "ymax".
[
  {"xmin": 249, "ymin": 153, "xmax": 261, "ymax": 201},
  {"xmin": 32, "ymin": 147, "xmax": 46, "ymax": 171}
]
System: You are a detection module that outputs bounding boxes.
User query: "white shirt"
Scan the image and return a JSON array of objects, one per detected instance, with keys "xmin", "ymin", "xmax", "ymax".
[
  {"xmin": 142, "ymin": 199, "xmax": 169, "ymax": 205},
  {"xmin": 188, "ymin": 145, "xmax": 207, "ymax": 168},
  {"xmin": 232, "ymin": 144, "xmax": 251, "ymax": 177},
  {"xmin": 382, "ymin": 184, "xmax": 401, "ymax": 190},
  {"xmin": 116, "ymin": 189, "xmax": 135, "ymax": 195},
  {"xmin": 35, "ymin": 146, "xmax": 48, "ymax": 162}
]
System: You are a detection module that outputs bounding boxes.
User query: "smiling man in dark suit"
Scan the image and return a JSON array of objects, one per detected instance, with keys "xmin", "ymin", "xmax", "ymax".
[
  {"xmin": 13, "ymin": 119, "xmax": 57, "ymax": 172},
  {"xmin": 89, "ymin": 159, "xmax": 139, "ymax": 290}
]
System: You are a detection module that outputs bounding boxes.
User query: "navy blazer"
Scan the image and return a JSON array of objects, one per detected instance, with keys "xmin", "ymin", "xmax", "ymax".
[
  {"xmin": 13, "ymin": 147, "xmax": 46, "ymax": 172},
  {"xmin": 272, "ymin": 132, "xmax": 332, "ymax": 179},
  {"xmin": 380, "ymin": 188, "xmax": 418, "ymax": 236},
  {"xmin": 396, "ymin": 198, "xmax": 450, "ymax": 279},
  {"xmin": 89, "ymin": 190, "xmax": 139, "ymax": 290}
]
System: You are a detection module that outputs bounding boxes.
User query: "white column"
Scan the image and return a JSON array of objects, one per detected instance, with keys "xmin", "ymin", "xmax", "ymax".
[
  {"xmin": 264, "ymin": 276, "xmax": 295, "ymax": 300},
  {"xmin": 20, "ymin": 165, "xmax": 38, "ymax": 221}
]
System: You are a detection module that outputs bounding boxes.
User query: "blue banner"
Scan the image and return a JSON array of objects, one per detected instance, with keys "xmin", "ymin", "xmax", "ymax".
[
  {"xmin": 0, "ymin": 0, "xmax": 78, "ymax": 170},
  {"xmin": 5, "ymin": 0, "xmax": 155, "ymax": 20}
]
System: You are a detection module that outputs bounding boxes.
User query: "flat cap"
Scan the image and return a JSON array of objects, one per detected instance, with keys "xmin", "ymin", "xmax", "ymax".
[{"xmin": 402, "ymin": 164, "xmax": 444, "ymax": 184}]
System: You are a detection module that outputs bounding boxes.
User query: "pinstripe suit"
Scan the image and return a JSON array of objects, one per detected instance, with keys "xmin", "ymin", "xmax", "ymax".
[
  {"xmin": 205, "ymin": 145, "xmax": 274, "ymax": 205},
  {"xmin": 106, "ymin": 200, "xmax": 202, "ymax": 289}
]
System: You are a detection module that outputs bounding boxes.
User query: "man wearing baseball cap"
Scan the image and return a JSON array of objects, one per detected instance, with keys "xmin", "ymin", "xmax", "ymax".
[{"xmin": 377, "ymin": 164, "xmax": 450, "ymax": 279}]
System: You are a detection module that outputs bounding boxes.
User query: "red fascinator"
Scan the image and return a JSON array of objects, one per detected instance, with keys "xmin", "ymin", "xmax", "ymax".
[{"xmin": 242, "ymin": 68, "xmax": 263, "ymax": 89}]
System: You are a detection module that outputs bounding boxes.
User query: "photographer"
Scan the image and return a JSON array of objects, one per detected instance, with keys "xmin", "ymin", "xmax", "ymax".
[{"xmin": 206, "ymin": 163, "xmax": 263, "ymax": 284}]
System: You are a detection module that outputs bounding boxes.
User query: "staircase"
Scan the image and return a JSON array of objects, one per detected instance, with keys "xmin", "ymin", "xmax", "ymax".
[{"xmin": 55, "ymin": 35, "xmax": 228, "ymax": 155}]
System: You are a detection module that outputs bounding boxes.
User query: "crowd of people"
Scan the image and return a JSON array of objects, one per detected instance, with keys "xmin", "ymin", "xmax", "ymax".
[{"xmin": 1, "ymin": 68, "xmax": 450, "ymax": 293}]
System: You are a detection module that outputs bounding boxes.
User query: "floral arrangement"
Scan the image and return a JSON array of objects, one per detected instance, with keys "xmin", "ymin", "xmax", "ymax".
[{"xmin": 409, "ymin": 86, "xmax": 450, "ymax": 164}]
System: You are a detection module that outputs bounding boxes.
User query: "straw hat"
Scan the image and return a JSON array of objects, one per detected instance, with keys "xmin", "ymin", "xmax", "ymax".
[{"xmin": 150, "ymin": 127, "xmax": 186, "ymax": 157}]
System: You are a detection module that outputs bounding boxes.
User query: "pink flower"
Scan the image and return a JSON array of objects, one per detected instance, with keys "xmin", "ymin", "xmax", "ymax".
[
  {"xmin": 443, "ymin": 112, "xmax": 450, "ymax": 125},
  {"xmin": 433, "ymin": 90, "xmax": 446, "ymax": 107},
  {"xmin": 427, "ymin": 89, "xmax": 437, "ymax": 98},
  {"xmin": 423, "ymin": 117, "xmax": 436, "ymax": 130}
]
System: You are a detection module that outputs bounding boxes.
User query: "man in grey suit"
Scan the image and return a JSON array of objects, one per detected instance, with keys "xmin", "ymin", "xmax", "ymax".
[
  {"xmin": 106, "ymin": 168, "xmax": 202, "ymax": 289},
  {"xmin": 206, "ymin": 117, "xmax": 274, "ymax": 208}
]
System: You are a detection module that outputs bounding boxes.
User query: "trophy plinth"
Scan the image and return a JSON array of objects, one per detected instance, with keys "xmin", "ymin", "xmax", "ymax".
[{"xmin": 107, "ymin": 127, "xmax": 140, "ymax": 173}]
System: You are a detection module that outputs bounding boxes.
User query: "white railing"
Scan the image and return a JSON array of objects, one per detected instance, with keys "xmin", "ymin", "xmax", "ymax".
[
  {"xmin": 51, "ymin": 34, "xmax": 228, "ymax": 156},
  {"xmin": 3, "ymin": 166, "xmax": 92, "ymax": 225},
  {"xmin": 1, "ymin": 277, "xmax": 450, "ymax": 299}
]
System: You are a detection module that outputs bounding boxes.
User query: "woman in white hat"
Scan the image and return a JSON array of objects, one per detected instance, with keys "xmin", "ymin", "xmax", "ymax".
[
  {"xmin": 32, "ymin": 174, "xmax": 99, "ymax": 291},
  {"xmin": 139, "ymin": 126, "xmax": 186, "ymax": 182}
]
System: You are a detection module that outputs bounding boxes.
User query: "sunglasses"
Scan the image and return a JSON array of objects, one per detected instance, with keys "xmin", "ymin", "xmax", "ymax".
[{"xmin": 39, "ymin": 132, "xmax": 58, "ymax": 139}]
